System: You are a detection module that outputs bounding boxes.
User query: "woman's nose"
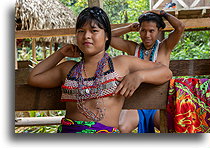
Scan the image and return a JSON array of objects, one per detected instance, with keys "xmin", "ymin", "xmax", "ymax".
[{"xmin": 84, "ymin": 31, "xmax": 91, "ymax": 39}]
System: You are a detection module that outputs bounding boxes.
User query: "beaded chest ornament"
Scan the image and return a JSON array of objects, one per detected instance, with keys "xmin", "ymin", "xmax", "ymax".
[{"xmin": 71, "ymin": 53, "xmax": 109, "ymax": 121}]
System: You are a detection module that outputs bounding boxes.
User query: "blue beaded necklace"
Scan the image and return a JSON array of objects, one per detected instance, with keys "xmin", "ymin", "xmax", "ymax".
[{"xmin": 140, "ymin": 40, "xmax": 158, "ymax": 61}]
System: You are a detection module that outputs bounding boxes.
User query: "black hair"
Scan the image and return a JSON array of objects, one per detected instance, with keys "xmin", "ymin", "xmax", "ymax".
[
  {"xmin": 138, "ymin": 12, "xmax": 166, "ymax": 29},
  {"xmin": 76, "ymin": 6, "xmax": 111, "ymax": 51}
]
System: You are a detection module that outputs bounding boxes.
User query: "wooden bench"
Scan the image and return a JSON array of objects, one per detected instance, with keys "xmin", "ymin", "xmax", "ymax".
[{"xmin": 15, "ymin": 59, "xmax": 210, "ymax": 133}]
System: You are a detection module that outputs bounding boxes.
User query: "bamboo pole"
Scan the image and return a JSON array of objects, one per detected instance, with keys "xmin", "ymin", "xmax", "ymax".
[
  {"xmin": 15, "ymin": 116, "xmax": 64, "ymax": 126},
  {"xmin": 32, "ymin": 39, "xmax": 36, "ymax": 67},
  {"xmin": 43, "ymin": 42, "xmax": 46, "ymax": 59},
  {"xmin": 49, "ymin": 40, "xmax": 53, "ymax": 55}
]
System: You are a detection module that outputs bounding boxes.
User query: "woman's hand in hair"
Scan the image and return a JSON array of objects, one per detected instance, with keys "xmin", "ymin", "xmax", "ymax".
[{"xmin": 59, "ymin": 44, "xmax": 81, "ymax": 58}]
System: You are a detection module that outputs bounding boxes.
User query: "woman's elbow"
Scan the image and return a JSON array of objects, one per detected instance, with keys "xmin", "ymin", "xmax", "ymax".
[{"xmin": 159, "ymin": 65, "xmax": 172, "ymax": 83}]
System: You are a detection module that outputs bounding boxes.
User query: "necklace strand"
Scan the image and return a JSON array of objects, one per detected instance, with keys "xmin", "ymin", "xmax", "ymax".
[
  {"xmin": 140, "ymin": 40, "xmax": 158, "ymax": 61},
  {"xmin": 76, "ymin": 53, "xmax": 109, "ymax": 121}
]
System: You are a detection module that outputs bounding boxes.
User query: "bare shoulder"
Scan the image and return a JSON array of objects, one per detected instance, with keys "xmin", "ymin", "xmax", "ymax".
[
  {"xmin": 58, "ymin": 60, "xmax": 78, "ymax": 78},
  {"xmin": 112, "ymin": 55, "xmax": 142, "ymax": 75},
  {"xmin": 112, "ymin": 54, "xmax": 163, "ymax": 73},
  {"xmin": 112, "ymin": 55, "xmax": 142, "ymax": 64}
]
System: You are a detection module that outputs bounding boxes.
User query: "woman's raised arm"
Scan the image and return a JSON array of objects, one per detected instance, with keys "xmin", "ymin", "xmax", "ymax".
[{"xmin": 28, "ymin": 44, "xmax": 80, "ymax": 88}]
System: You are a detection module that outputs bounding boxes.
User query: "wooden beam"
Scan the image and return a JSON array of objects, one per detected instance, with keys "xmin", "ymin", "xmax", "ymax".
[
  {"xmin": 176, "ymin": 0, "xmax": 189, "ymax": 8},
  {"xmin": 164, "ymin": 18, "xmax": 210, "ymax": 31},
  {"xmin": 169, "ymin": 59, "xmax": 210, "ymax": 76},
  {"xmin": 17, "ymin": 61, "xmax": 32, "ymax": 69},
  {"xmin": 15, "ymin": 59, "xmax": 210, "ymax": 85},
  {"xmin": 190, "ymin": 0, "xmax": 201, "ymax": 8},
  {"xmin": 15, "ymin": 18, "xmax": 210, "ymax": 39},
  {"xmin": 15, "ymin": 28, "xmax": 76, "ymax": 39},
  {"xmin": 152, "ymin": 0, "xmax": 164, "ymax": 9}
]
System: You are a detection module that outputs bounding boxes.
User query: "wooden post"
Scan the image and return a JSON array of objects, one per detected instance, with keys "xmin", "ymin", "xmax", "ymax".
[
  {"xmin": 160, "ymin": 109, "xmax": 168, "ymax": 133},
  {"xmin": 49, "ymin": 40, "xmax": 53, "ymax": 55},
  {"xmin": 43, "ymin": 42, "xmax": 46, "ymax": 59},
  {"xmin": 54, "ymin": 43, "xmax": 58, "ymax": 51},
  {"xmin": 88, "ymin": 0, "xmax": 103, "ymax": 8},
  {"xmin": 32, "ymin": 39, "xmax": 36, "ymax": 67}
]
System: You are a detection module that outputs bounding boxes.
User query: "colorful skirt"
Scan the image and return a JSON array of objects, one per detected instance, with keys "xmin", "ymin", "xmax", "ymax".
[{"xmin": 57, "ymin": 118, "xmax": 120, "ymax": 133}]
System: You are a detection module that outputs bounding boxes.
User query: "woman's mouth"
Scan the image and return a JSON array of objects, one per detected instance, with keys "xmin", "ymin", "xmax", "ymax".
[{"xmin": 83, "ymin": 42, "xmax": 93, "ymax": 46}]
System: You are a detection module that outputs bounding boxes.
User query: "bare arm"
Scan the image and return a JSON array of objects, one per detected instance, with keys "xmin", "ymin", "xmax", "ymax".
[
  {"xmin": 162, "ymin": 11, "xmax": 185, "ymax": 52},
  {"xmin": 151, "ymin": 10, "xmax": 185, "ymax": 54},
  {"xmin": 114, "ymin": 55, "xmax": 172, "ymax": 97},
  {"xmin": 28, "ymin": 44, "xmax": 80, "ymax": 88},
  {"xmin": 122, "ymin": 55, "xmax": 172, "ymax": 84},
  {"xmin": 110, "ymin": 23, "xmax": 140, "ymax": 55},
  {"xmin": 112, "ymin": 23, "xmax": 139, "ymax": 37}
]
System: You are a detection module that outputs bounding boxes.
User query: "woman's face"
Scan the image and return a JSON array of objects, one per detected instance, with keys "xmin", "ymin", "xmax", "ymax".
[
  {"xmin": 76, "ymin": 21, "xmax": 108, "ymax": 56},
  {"xmin": 139, "ymin": 21, "xmax": 161, "ymax": 49}
]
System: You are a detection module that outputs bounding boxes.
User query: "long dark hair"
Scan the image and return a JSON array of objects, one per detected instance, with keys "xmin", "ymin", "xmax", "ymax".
[
  {"xmin": 76, "ymin": 6, "xmax": 111, "ymax": 51},
  {"xmin": 138, "ymin": 12, "xmax": 166, "ymax": 29}
]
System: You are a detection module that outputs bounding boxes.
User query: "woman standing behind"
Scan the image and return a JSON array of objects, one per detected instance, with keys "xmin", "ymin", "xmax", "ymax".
[
  {"xmin": 28, "ymin": 7, "xmax": 172, "ymax": 133},
  {"xmin": 111, "ymin": 10, "xmax": 185, "ymax": 133}
]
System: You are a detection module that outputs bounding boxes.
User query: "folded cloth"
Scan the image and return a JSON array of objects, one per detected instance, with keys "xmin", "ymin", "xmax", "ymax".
[
  {"xmin": 167, "ymin": 78, "xmax": 210, "ymax": 133},
  {"xmin": 57, "ymin": 118, "xmax": 120, "ymax": 133}
]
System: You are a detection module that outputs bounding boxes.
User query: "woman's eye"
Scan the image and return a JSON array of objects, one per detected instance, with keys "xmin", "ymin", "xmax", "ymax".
[
  {"xmin": 92, "ymin": 30, "xmax": 98, "ymax": 32},
  {"xmin": 77, "ymin": 30, "xmax": 84, "ymax": 33}
]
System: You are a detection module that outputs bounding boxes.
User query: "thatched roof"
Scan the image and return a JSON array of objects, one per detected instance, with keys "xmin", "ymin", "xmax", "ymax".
[{"xmin": 15, "ymin": 0, "xmax": 76, "ymax": 43}]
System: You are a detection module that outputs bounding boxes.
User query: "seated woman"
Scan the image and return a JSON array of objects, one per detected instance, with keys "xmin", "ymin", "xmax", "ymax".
[
  {"xmin": 27, "ymin": 6, "xmax": 172, "ymax": 133},
  {"xmin": 110, "ymin": 10, "xmax": 185, "ymax": 133}
]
